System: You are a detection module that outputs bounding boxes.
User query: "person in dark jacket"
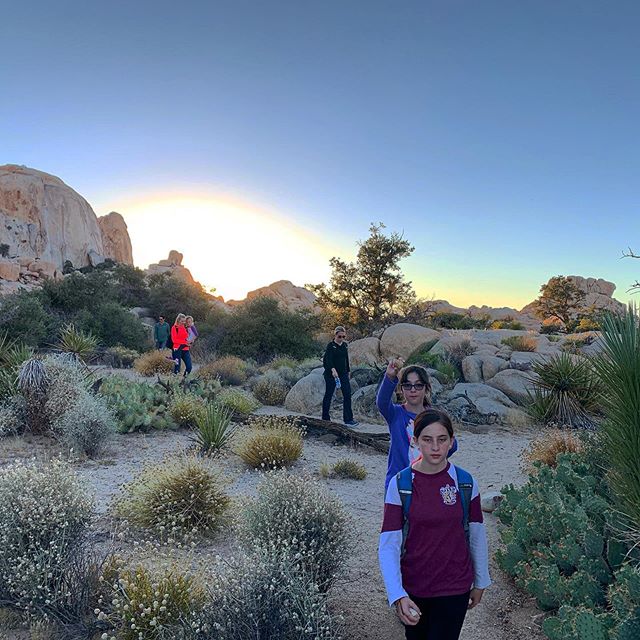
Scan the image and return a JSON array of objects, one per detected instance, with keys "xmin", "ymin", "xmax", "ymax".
[
  {"xmin": 322, "ymin": 326, "xmax": 358, "ymax": 426},
  {"xmin": 153, "ymin": 316, "xmax": 171, "ymax": 349}
]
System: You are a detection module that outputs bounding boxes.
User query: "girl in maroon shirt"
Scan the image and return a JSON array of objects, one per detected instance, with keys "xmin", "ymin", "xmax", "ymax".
[{"xmin": 379, "ymin": 408, "xmax": 490, "ymax": 640}]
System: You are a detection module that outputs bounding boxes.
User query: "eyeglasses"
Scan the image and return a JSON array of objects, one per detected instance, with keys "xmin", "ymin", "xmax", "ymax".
[
  {"xmin": 336, "ymin": 334, "xmax": 346, "ymax": 339},
  {"xmin": 401, "ymin": 383, "xmax": 426, "ymax": 391}
]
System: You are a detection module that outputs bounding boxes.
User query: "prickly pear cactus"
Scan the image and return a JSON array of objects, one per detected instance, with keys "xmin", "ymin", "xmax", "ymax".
[{"xmin": 574, "ymin": 610, "xmax": 607, "ymax": 640}]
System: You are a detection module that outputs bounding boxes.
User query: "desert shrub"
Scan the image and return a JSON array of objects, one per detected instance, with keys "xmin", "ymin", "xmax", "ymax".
[
  {"xmin": 220, "ymin": 297, "xmax": 320, "ymax": 364},
  {"xmin": 96, "ymin": 557, "xmax": 204, "ymax": 640},
  {"xmin": 0, "ymin": 459, "xmax": 93, "ymax": 614},
  {"xmin": 405, "ymin": 339, "xmax": 440, "ymax": 365},
  {"xmin": 237, "ymin": 471, "xmax": 350, "ymax": 590},
  {"xmin": 321, "ymin": 458, "xmax": 367, "ymax": 480},
  {"xmin": 169, "ymin": 392, "xmax": 206, "ymax": 427},
  {"xmin": 417, "ymin": 353, "xmax": 459, "ymax": 383},
  {"xmin": 0, "ymin": 333, "xmax": 33, "ymax": 400},
  {"xmin": 428, "ymin": 312, "xmax": 488, "ymax": 330},
  {"xmin": 561, "ymin": 334, "xmax": 596, "ymax": 354},
  {"xmin": 75, "ymin": 301, "xmax": 150, "ymax": 351},
  {"xmin": 501, "ymin": 335, "xmax": 537, "ymax": 352},
  {"xmin": 216, "ymin": 387, "xmax": 260, "ymax": 415},
  {"xmin": 0, "ymin": 396, "xmax": 25, "ymax": 436},
  {"xmin": 521, "ymin": 429, "xmax": 584, "ymax": 472},
  {"xmin": 197, "ymin": 355, "xmax": 250, "ymax": 386},
  {"xmin": 114, "ymin": 456, "xmax": 230, "ymax": 539},
  {"xmin": 443, "ymin": 338, "xmax": 476, "ymax": 367},
  {"xmin": 490, "ymin": 317, "xmax": 525, "ymax": 330},
  {"xmin": 134, "ymin": 349, "xmax": 174, "ymax": 376},
  {"xmin": 57, "ymin": 323, "xmax": 99, "ymax": 361},
  {"xmin": 147, "ymin": 272, "xmax": 213, "ymax": 324},
  {"xmin": 0, "ymin": 289, "xmax": 59, "ymax": 347},
  {"xmin": 527, "ymin": 353, "xmax": 600, "ymax": 429},
  {"xmin": 197, "ymin": 546, "xmax": 342, "ymax": 640},
  {"xmin": 103, "ymin": 345, "xmax": 140, "ymax": 368},
  {"xmin": 43, "ymin": 353, "xmax": 92, "ymax": 423},
  {"xmin": 237, "ymin": 416, "xmax": 304, "ymax": 468},
  {"xmin": 192, "ymin": 403, "xmax": 236, "ymax": 456},
  {"xmin": 261, "ymin": 355, "xmax": 299, "ymax": 371},
  {"xmin": 53, "ymin": 393, "xmax": 116, "ymax": 457},
  {"xmin": 252, "ymin": 370, "xmax": 291, "ymax": 405}
]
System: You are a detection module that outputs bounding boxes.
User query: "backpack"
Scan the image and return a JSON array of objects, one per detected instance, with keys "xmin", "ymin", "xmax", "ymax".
[{"xmin": 396, "ymin": 464, "xmax": 473, "ymax": 558}]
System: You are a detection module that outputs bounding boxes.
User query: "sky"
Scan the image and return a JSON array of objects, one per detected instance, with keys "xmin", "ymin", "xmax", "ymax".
[{"xmin": 1, "ymin": 0, "xmax": 639, "ymax": 306}]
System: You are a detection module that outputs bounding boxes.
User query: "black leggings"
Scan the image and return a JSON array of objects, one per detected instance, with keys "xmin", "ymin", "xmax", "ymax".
[{"xmin": 404, "ymin": 592, "xmax": 469, "ymax": 640}]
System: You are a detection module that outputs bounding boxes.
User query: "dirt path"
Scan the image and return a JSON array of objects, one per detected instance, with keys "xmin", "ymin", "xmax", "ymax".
[{"xmin": 0, "ymin": 414, "xmax": 545, "ymax": 640}]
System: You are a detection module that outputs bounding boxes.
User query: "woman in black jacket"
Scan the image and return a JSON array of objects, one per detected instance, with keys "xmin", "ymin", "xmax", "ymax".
[{"xmin": 321, "ymin": 326, "xmax": 358, "ymax": 426}]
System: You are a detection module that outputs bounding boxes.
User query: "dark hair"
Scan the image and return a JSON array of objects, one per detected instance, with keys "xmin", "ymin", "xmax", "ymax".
[
  {"xmin": 398, "ymin": 365, "xmax": 432, "ymax": 407},
  {"xmin": 413, "ymin": 408, "xmax": 454, "ymax": 439}
]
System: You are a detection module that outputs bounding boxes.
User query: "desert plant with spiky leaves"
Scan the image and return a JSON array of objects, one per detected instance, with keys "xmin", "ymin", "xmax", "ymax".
[{"xmin": 57, "ymin": 323, "xmax": 99, "ymax": 362}]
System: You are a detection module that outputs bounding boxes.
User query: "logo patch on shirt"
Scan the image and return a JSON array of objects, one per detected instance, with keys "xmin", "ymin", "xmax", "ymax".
[{"xmin": 440, "ymin": 484, "xmax": 458, "ymax": 506}]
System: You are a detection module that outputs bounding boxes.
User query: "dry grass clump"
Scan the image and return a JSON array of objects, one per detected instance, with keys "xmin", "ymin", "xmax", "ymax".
[
  {"xmin": 561, "ymin": 334, "xmax": 596, "ymax": 354},
  {"xmin": 237, "ymin": 416, "xmax": 304, "ymax": 469},
  {"xmin": 321, "ymin": 458, "xmax": 367, "ymax": 480},
  {"xmin": 521, "ymin": 429, "xmax": 584, "ymax": 472},
  {"xmin": 169, "ymin": 392, "xmax": 205, "ymax": 427},
  {"xmin": 501, "ymin": 335, "xmax": 537, "ymax": 352},
  {"xmin": 252, "ymin": 370, "xmax": 291, "ymax": 405},
  {"xmin": 237, "ymin": 471, "xmax": 350, "ymax": 590},
  {"xmin": 197, "ymin": 356, "xmax": 249, "ymax": 386},
  {"xmin": 443, "ymin": 338, "xmax": 476, "ymax": 368},
  {"xmin": 0, "ymin": 459, "xmax": 93, "ymax": 614},
  {"xmin": 216, "ymin": 387, "xmax": 260, "ymax": 415},
  {"xmin": 134, "ymin": 350, "xmax": 174, "ymax": 376},
  {"xmin": 114, "ymin": 456, "xmax": 230, "ymax": 539},
  {"xmin": 96, "ymin": 557, "xmax": 204, "ymax": 640}
]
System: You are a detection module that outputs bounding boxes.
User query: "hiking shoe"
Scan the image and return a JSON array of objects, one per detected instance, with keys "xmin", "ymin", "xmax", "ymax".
[{"xmin": 344, "ymin": 420, "xmax": 359, "ymax": 427}]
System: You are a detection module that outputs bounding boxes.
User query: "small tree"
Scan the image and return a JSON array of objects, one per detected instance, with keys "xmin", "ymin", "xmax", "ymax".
[
  {"xmin": 532, "ymin": 276, "xmax": 586, "ymax": 330},
  {"xmin": 308, "ymin": 223, "xmax": 416, "ymax": 333}
]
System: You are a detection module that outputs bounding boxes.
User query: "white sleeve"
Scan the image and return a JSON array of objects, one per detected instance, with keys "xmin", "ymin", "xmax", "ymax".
[
  {"xmin": 378, "ymin": 479, "xmax": 408, "ymax": 606},
  {"xmin": 468, "ymin": 477, "xmax": 491, "ymax": 589}
]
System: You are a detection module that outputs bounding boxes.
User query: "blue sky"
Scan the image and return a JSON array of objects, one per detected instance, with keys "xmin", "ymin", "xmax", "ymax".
[{"xmin": 1, "ymin": 0, "xmax": 639, "ymax": 304}]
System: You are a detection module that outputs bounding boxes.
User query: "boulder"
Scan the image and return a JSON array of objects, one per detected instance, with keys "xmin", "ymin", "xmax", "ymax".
[
  {"xmin": 284, "ymin": 368, "xmax": 359, "ymax": 416},
  {"xmin": 98, "ymin": 211, "xmax": 133, "ymax": 265},
  {"xmin": 0, "ymin": 165, "xmax": 105, "ymax": 270},
  {"xmin": 509, "ymin": 351, "xmax": 544, "ymax": 371},
  {"xmin": 231, "ymin": 279, "xmax": 317, "ymax": 312},
  {"xmin": 446, "ymin": 383, "xmax": 517, "ymax": 416},
  {"xmin": 461, "ymin": 355, "xmax": 483, "ymax": 383},
  {"xmin": 27, "ymin": 259, "xmax": 56, "ymax": 278},
  {"xmin": 350, "ymin": 367, "xmax": 382, "ymax": 388},
  {"xmin": 380, "ymin": 323, "xmax": 440, "ymax": 360},
  {"xmin": 481, "ymin": 491, "xmax": 504, "ymax": 513},
  {"xmin": 351, "ymin": 384, "xmax": 379, "ymax": 420},
  {"xmin": 168, "ymin": 250, "xmax": 183, "ymax": 266},
  {"xmin": 130, "ymin": 307, "xmax": 153, "ymax": 319},
  {"xmin": 486, "ymin": 369, "xmax": 537, "ymax": 405},
  {"xmin": 349, "ymin": 337, "xmax": 383, "ymax": 367},
  {"xmin": 481, "ymin": 356, "xmax": 510, "ymax": 381},
  {"xmin": 0, "ymin": 259, "xmax": 20, "ymax": 281},
  {"xmin": 88, "ymin": 249, "xmax": 105, "ymax": 267}
]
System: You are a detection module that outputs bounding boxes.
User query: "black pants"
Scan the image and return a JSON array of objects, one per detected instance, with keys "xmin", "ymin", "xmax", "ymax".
[
  {"xmin": 173, "ymin": 348, "xmax": 192, "ymax": 376},
  {"xmin": 321, "ymin": 372, "xmax": 353, "ymax": 422},
  {"xmin": 404, "ymin": 592, "xmax": 469, "ymax": 640}
]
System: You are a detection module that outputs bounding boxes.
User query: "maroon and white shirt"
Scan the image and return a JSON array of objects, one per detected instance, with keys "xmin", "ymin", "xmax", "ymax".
[{"xmin": 378, "ymin": 463, "xmax": 491, "ymax": 605}]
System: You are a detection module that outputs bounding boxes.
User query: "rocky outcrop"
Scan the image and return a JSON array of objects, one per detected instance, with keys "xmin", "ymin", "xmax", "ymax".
[
  {"xmin": 146, "ymin": 250, "xmax": 197, "ymax": 285},
  {"xmin": 98, "ymin": 212, "xmax": 133, "ymax": 265},
  {"xmin": 348, "ymin": 337, "xmax": 384, "ymax": 367},
  {"xmin": 0, "ymin": 164, "xmax": 105, "ymax": 270},
  {"xmin": 379, "ymin": 323, "xmax": 440, "ymax": 360},
  {"xmin": 228, "ymin": 280, "xmax": 317, "ymax": 312}
]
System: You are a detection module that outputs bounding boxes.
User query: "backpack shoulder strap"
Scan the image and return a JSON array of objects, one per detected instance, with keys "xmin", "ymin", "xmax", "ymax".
[
  {"xmin": 454, "ymin": 465, "xmax": 474, "ymax": 544},
  {"xmin": 396, "ymin": 466, "xmax": 413, "ymax": 559}
]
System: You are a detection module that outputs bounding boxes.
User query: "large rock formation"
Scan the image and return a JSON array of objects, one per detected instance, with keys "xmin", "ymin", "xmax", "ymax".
[
  {"xmin": 98, "ymin": 212, "xmax": 133, "ymax": 265},
  {"xmin": 146, "ymin": 250, "xmax": 198, "ymax": 285},
  {"xmin": 228, "ymin": 280, "xmax": 317, "ymax": 312},
  {"xmin": 0, "ymin": 164, "xmax": 105, "ymax": 269}
]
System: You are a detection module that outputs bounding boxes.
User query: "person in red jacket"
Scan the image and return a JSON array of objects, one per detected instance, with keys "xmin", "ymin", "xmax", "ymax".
[{"xmin": 171, "ymin": 313, "xmax": 192, "ymax": 376}]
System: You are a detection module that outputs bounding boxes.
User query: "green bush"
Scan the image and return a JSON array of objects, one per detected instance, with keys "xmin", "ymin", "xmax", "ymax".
[
  {"xmin": 216, "ymin": 387, "xmax": 260, "ymax": 415},
  {"xmin": 0, "ymin": 290, "xmax": 60, "ymax": 347},
  {"xmin": 427, "ymin": 312, "xmax": 489, "ymax": 330},
  {"xmin": 147, "ymin": 272, "xmax": 213, "ymax": 323},
  {"xmin": 527, "ymin": 353, "xmax": 600, "ymax": 428},
  {"xmin": 501, "ymin": 335, "xmax": 537, "ymax": 352},
  {"xmin": 220, "ymin": 297, "xmax": 320, "ymax": 364},
  {"xmin": 56, "ymin": 323, "xmax": 99, "ymax": 361},
  {"xmin": 405, "ymin": 339, "xmax": 440, "ymax": 365},
  {"xmin": 330, "ymin": 459, "xmax": 367, "ymax": 480},
  {"xmin": 0, "ymin": 333, "xmax": 33, "ymax": 400},
  {"xmin": 114, "ymin": 456, "xmax": 230, "ymax": 539},
  {"xmin": 192, "ymin": 403, "xmax": 236, "ymax": 456},
  {"xmin": 237, "ymin": 471, "xmax": 350, "ymax": 590},
  {"xmin": 75, "ymin": 301, "xmax": 149, "ymax": 350},
  {"xmin": 490, "ymin": 317, "xmax": 525, "ymax": 330},
  {"xmin": 103, "ymin": 345, "xmax": 140, "ymax": 368}
]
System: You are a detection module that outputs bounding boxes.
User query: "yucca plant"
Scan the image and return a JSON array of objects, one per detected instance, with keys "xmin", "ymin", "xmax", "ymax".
[
  {"xmin": 591, "ymin": 307, "xmax": 640, "ymax": 536},
  {"xmin": 0, "ymin": 335, "xmax": 33, "ymax": 400},
  {"xmin": 526, "ymin": 352, "xmax": 600, "ymax": 428},
  {"xmin": 192, "ymin": 403, "xmax": 235, "ymax": 455},
  {"xmin": 57, "ymin": 324, "xmax": 99, "ymax": 362}
]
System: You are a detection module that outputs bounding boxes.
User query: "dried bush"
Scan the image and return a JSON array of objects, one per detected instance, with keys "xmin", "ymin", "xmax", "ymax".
[
  {"xmin": 237, "ymin": 416, "xmax": 304, "ymax": 469},
  {"xmin": 501, "ymin": 335, "xmax": 537, "ymax": 352},
  {"xmin": 103, "ymin": 345, "xmax": 140, "ymax": 368},
  {"xmin": 252, "ymin": 371, "xmax": 291, "ymax": 405},
  {"xmin": 443, "ymin": 338, "xmax": 476, "ymax": 368},
  {"xmin": 261, "ymin": 355, "xmax": 299, "ymax": 371},
  {"xmin": 216, "ymin": 388, "xmax": 260, "ymax": 415},
  {"xmin": 134, "ymin": 350, "xmax": 174, "ymax": 376},
  {"xmin": 57, "ymin": 323, "xmax": 99, "ymax": 362},
  {"xmin": 197, "ymin": 355, "xmax": 250, "ymax": 386},
  {"xmin": 169, "ymin": 392, "xmax": 206, "ymax": 427},
  {"xmin": 237, "ymin": 471, "xmax": 350, "ymax": 590},
  {"xmin": 521, "ymin": 429, "xmax": 584, "ymax": 472},
  {"xmin": 561, "ymin": 334, "xmax": 596, "ymax": 354},
  {"xmin": 0, "ymin": 460, "xmax": 93, "ymax": 614},
  {"xmin": 192, "ymin": 403, "xmax": 235, "ymax": 456},
  {"xmin": 96, "ymin": 557, "xmax": 204, "ymax": 640},
  {"xmin": 331, "ymin": 459, "xmax": 367, "ymax": 480},
  {"xmin": 114, "ymin": 456, "xmax": 230, "ymax": 540},
  {"xmin": 195, "ymin": 546, "xmax": 342, "ymax": 640}
]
